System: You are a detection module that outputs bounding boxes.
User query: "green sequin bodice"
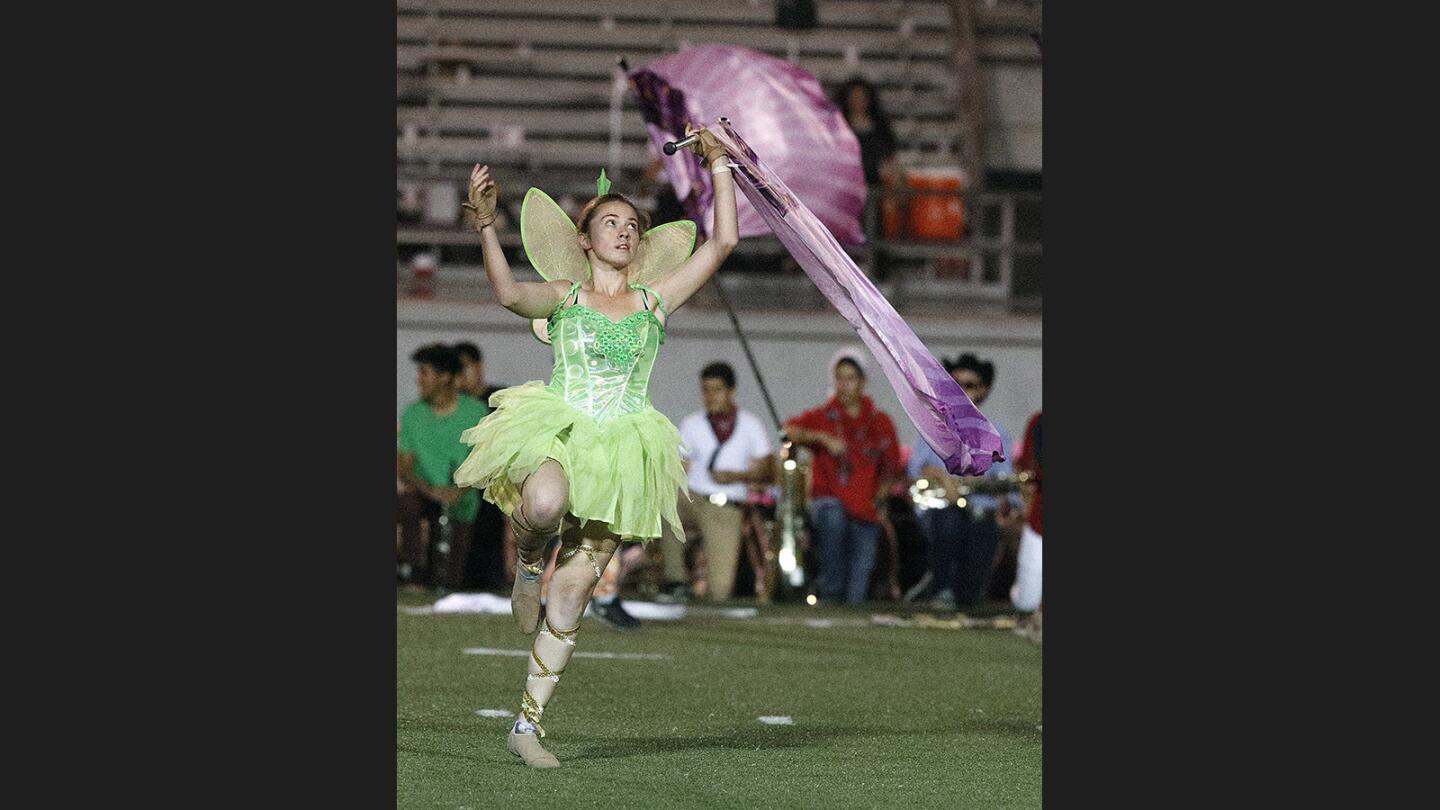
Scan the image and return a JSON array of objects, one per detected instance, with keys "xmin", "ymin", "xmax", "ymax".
[{"xmin": 545, "ymin": 285, "xmax": 666, "ymax": 427}]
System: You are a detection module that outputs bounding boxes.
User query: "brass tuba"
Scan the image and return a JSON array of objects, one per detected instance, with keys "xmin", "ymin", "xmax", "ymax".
[
  {"xmin": 772, "ymin": 437, "xmax": 811, "ymax": 592},
  {"xmin": 908, "ymin": 471, "xmax": 1035, "ymax": 511}
]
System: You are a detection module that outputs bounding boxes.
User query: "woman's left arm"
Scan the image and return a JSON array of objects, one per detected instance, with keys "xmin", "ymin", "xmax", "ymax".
[{"xmin": 651, "ymin": 128, "xmax": 739, "ymax": 313}]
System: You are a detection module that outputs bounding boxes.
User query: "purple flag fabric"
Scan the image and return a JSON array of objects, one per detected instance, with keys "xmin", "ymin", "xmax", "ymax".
[
  {"xmin": 710, "ymin": 122, "xmax": 1006, "ymax": 475},
  {"xmin": 628, "ymin": 47, "xmax": 1004, "ymax": 474},
  {"xmin": 628, "ymin": 44, "xmax": 865, "ymax": 245}
]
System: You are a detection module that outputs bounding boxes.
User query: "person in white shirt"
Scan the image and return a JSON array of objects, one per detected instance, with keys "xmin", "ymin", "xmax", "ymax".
[{"xmin": 659, "ymin": 362, "xmax": 776, "ymax": 602}]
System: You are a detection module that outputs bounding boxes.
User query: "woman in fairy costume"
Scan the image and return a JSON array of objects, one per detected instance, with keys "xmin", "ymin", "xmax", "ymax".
[{"xmin": 453, "ymin": 126, "xmax": 736, "ymax": 768}]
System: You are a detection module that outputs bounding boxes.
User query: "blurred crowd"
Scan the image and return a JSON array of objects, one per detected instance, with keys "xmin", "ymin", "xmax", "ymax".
[{"xmin": 399, "ymin": 342, "xmax": 1042, "ymax": 635}]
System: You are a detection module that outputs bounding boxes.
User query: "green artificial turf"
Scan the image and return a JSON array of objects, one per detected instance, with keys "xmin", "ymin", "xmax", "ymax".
[{"xmin": 397, "ymin": 592, "xmax": 1042, "ymax": 809}]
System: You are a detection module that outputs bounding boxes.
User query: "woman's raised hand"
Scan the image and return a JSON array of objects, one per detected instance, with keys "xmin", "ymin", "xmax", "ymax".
[
  {"xmin": 463, "ymin": 163, "xmax": 499, "ymax": 230},
  {"xmin": 684, "ymin": 125, "xmax": 727, "ymax": 169}
]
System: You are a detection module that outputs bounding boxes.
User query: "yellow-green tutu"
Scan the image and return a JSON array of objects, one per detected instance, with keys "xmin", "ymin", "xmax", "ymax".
[{"xmin": 454, "ymin": 381, "xmax": 687, "ymax": 542}]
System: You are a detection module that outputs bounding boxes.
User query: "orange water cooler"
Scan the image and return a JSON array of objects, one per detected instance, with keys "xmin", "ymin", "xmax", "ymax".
[{"xmin": 883, "ymin": 167, "xmax": 966, "ymax": 240}]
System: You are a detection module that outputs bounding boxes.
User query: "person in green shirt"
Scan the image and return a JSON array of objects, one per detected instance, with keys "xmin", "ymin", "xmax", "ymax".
[
  {"xmin": 454, "ymin": 340, "xmax": 506, "ymax": 405},
  {"xmin": 453, "ymin": 340, "xmax": 511, "ymax": 590},
  {"xmin": 398, "ymin": 343, "xmax": 490, "ymax": 589}
]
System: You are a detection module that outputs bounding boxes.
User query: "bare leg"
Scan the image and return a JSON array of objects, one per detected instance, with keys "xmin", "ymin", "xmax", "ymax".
[
  {"xmin": 509, "ymin": 460, "xmax": 570, "ymax": 634},
  {"xmin": 539, "ymin": 540, "xmax": 562, "ymax": 602},
  {"xmin": 592, "ymin": 551, "xmax": 622, "ymax": 601},
  {"xmin": 508, "ymin": 521, "xmax": 620, "ymax": 768}
]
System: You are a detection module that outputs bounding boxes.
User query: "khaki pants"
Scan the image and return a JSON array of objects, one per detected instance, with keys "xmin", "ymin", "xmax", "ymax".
[{"xmin": 660, "ymin": 490, "xmax": 746, "ymax": 601}]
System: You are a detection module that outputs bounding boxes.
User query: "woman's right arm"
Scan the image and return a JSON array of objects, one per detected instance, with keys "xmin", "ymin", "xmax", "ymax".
[{"xmin": 468, "ymin": 164, "xmax": 570, "ymax": 318}]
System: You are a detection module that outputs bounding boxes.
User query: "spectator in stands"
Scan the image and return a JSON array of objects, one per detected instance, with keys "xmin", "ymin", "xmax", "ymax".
[
  {"xmin": 1010, "ymin": 411, "xmax": 1042, "ymax": 637},
  {"xmin": 784, "ymin": 351, "xmax": 901, "ymax": 605},
  {"xmin": 397, "ymin": 344, "xmax": 490, "ymax": 589},
  {"xmin": 452, "ymin": 341, "xmax": 510, "ymax": 590},
  {"xmin": 658, "ymin": 362, "xmax": 776, "ymax": 603},
  {"xmin": 426, "ymin": 38, "xmax": 471, "ymax": 84},
  {"xmin": 638, "ymin": 156, "xmax": 689, "ymax": 228},
  {"xmin": 903, "ymin": 354, "xmax": 1020, "ymax": 611},
  {"xmin": 454, "ymin": 341, "xmax": 505, "ymax": 405},
  {"xmin": 834, "ymin": 77, "xmax": 897, "ymax": 243}
]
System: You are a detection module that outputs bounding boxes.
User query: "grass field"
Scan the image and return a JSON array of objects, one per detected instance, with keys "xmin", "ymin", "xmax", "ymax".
[{"xmin": 397, "ymin": 589, "xmax": 1042, "ymax": 809}]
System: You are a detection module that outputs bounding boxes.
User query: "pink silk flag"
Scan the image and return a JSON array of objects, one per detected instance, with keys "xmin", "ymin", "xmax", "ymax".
[
  {"xmin": 629, "ymin": 44, "xmax": 865, "ymax": 245},
  {"xmin": 629, "ymin": 46, "xmax": 1004, "ymax": 475}
]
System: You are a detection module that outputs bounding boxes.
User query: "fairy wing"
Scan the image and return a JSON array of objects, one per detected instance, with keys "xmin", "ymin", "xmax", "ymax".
[
  {"xmin": 628, "ymin": 219, "xmax": 697, "ymax": 288},
  {"xmin": 519, "ymin": 187, "xmax": 588, "ymax": 344},
  {"xmin": 520, "ymin": 187, "xmax": 589, "ymax": 284}
]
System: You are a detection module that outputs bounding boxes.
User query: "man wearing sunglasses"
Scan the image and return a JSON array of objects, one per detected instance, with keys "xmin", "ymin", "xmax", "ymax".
[{"xmin": 903, "ymin": 354, "xmax": 1022, "ymax": 611}]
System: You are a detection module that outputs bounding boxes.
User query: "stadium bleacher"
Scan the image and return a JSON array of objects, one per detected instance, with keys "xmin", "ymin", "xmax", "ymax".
[{"xmin": 396, "ymin": 0, "xmax": 1041, "ymax": 315}]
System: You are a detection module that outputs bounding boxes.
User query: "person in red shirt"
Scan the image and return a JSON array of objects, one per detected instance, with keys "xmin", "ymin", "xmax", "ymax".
[
  {"xmin": 784, "ymin": 354, "xmax": 902, "ymax": 604},
  {"xmin": 1010, "ymin": 411, "xmax": 1042, "ymax": 632}
]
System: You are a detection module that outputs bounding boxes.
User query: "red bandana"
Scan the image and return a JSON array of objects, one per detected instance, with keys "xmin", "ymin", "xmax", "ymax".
[{"xmin": 707, "ymin": 407, "xmax": 738, "ymax": 445}]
